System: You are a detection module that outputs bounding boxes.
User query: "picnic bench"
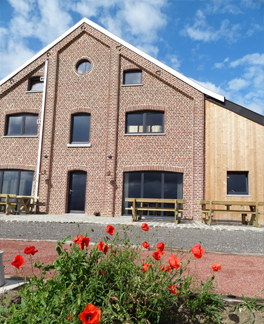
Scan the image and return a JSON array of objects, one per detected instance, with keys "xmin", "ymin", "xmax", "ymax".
[
  {"xmin": 125, "ymin": 198, "xmax": 186, "ymax": 223},
  {"xmin": 0, "ymin": 194, "xmax": 39, "ymax": 215},
  {"xmin": 197, "ymin": 200, "xmax": 263, "ymax": 227}
]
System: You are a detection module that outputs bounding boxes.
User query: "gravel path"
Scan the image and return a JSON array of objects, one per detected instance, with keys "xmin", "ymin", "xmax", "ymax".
[{"xmin": 0, "ymin": 221, "xmax": 263, "ymax": 255}]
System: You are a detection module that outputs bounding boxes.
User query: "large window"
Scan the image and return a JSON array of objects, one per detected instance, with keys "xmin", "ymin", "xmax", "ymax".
[
  {"xmin": 126, "ymin": 111, "xmax": 164, "ymax": 134},
  {"xmin": 123, "ymin": 70, "xmax": 142, "ymax": 85},
  {"xmin": 70, "ymin": 114, "xmax": 90, "ymax": 143},
  {"xmin": 0, "ymin": 170, "xmax": 34, "ymax": 196},
  {"xmin": 6, "ymin": 114, "xmax": 38, "ymax": 136},
  {"xmin": 123, "ymin": 171, "xmax": 183, "ymax": 216},
  {"xmin": 227, "ymin": 171, "xmax": 249, "ymax": 195},
  {"xmin": 28, "ymin": 77, "xmax": 44, "ymax": 91}
]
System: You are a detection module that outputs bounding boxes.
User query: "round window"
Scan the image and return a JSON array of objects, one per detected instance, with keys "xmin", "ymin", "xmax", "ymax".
[{"xmin": 76, "ymin": 60, "xmax": 91, "ymax": 74}]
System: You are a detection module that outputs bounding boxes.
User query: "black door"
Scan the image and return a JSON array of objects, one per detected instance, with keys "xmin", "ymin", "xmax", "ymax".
[{"xmin": 68, "ymin": 171, "xmax": 87, "ymax": 213}]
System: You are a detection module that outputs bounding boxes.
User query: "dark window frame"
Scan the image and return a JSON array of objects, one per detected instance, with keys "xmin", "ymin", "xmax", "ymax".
[
  {"xmin": 28, "ymin": 76, "xmax": 44, "ymax": 91},
  {"xmin": 0, "ymin": 169, "xmax": 34, "ymax": 196},
  {"xmin": 76, "ymin": 60, "xmax": 91, "ymax": 74},
  {"xmin": 227, "ymin": 171, "xmax": 249, "ymax": 195},
  {"xmin": 70, "ymin": 113, "xmax": 91, "ymax": 144},
  {"xmin": 6, "ymin": 113, "xmax": 38, "ymax": 136},
  {"xmin": 123, "ymin": 70, "xmax": 142, "ymax": 85},
  {"xmin": 126, "ymin": 110, "xmax": 164, "ymax": 134}
]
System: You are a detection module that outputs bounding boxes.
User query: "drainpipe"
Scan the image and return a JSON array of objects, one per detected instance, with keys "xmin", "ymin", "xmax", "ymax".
[{"xmin": 34, "ymin": 60, "xmax": 48, "ymax": 211}]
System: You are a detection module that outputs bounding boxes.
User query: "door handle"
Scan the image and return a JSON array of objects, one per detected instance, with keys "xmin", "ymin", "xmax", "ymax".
[{"xmin": 69, "ymin": 189, "xmax": 74, "ymax": 194}]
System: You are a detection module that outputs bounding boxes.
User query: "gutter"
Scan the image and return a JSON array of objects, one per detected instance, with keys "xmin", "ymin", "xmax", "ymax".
[{"xmin": 34, "ymin": 60, "xmax": 48, "ymax": 211}]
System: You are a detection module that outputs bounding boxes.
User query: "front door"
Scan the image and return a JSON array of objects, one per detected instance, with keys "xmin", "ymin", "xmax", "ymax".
[{"xmin": 68, "ymin": 171, "xmax": 87, "ymax": 213}]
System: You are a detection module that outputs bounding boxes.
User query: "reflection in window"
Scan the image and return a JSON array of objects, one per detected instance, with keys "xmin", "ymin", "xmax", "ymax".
[
  {"xmin": 76, "ymin": 60, "xmax": 91, "ymax": 74},
  {"xmin": 28, "ymin": 77, "xmax": 44, "ymax": 91},
  {"xmin": 0, "ymin": 170, "xmax": 34, "ymax": 196},
  {"xmin": 71, "ymin": 114, "xmax": 90, "ymax": 143},
  {"xmin": 123, "ymin": 70, "xmax": 142, "ymax": 85},
  {"xmin": 123, "ymin": 171, "xmax": 183, "ymax": 216},
  {"xmin": 126, "ymin": 111, "xmax": 164, "ymax": 133},
  {"xmin": 227, "ymin": 171, "xmax": 248, "ymax": 195},
  {"xmin": 6, "ymin": 114, "xmax": 38, "ymax": 136}
]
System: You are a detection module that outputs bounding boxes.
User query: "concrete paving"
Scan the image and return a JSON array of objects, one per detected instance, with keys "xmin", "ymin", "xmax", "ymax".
[{"xmin": 0, "ymin": 213, "xmax": 263, "ymax": 232}]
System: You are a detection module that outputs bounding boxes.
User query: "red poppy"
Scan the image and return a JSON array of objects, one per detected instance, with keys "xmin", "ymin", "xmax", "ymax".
[
  {"xmin": 168, "ymin": 285, "xmax": 180, "ymax": 296},
  {"xmin": 106, "ymin": 225, "xmax": 115, "ymax": 236},
  {"xmin": 167, "ymin": 266, "xmax": 172, "ymax": 273},
  {"xmin": 24, "ymin": 246, "xmax": 38, "ymax": 255},
  {"xmin": 99, "ymin": 270, "xmax": 105, "ymax": 275},
  {"xmin": 152, "ymin": 251, "xmax": 161, "ymax": 261},
  {"xmin": 78, "ymin": 235, "xmax": 90, "ymax": 250},
  {"xmin": 191, "ymin": 244, "xmax": 205, "ymax": 259},
  {"xmin": 142, "ymin": 241, "xmax": 150, "ymax": 249},
  {"xmin": 159, "ymin": 265, "xmax": 166, "ymax": 272},
  {"xmin": 97, "ymin": 241, "xmax": 104, "ymax": 252},
  {"xmin": 79, "ymin": 304, "xmax": 101, "ymax": 324},
  {"xmin": 142, "ymin": 263, "xmax": 151, "ymax": 272},
  {"xmin": 141, "ymin": 223, "xmax": 150, "ymax": 231},
  {"xmin": 103, "ymin": 245, "xmax": 109, "ymax": 254},
  {"xmin": 67, "ymin": 314, "xmax": 73, "ymax": 322},
  {"xmin": 157, "ymin": 242, "xmax": 165, "ymax": 255},
  {"xmin": 73, "ymin": 235, "xmax": 80, "ymax": 244},
  {"xmin": 168, "ymin": 254, "xmax": 180, "ymax": 269},
  {"xmin": 212, "ymin": 263, "xmax": 221, "ymax": 271},
  {"xmin": 11, "ymin": 255, "xmax": 24, "ymax": 270}
]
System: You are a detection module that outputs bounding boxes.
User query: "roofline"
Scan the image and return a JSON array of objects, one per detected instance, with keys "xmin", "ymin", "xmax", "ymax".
[
  {"xmin": 0, "ymin": 17, "xmax": 225, "ymax": 102},
  {"xmin": 205, "ymin": 96, "xmax": 264, "ymax": 126}
]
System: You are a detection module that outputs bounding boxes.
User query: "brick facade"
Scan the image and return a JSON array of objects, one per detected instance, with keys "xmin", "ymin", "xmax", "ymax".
[{"xmin": 0, "ymin": 21, "xmax": 206, "ymax": 220}]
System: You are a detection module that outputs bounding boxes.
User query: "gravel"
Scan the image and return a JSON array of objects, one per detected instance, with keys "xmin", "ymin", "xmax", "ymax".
[{"xmin": 1, "ymin": 221, "xmax": 263, "ymax": 255}]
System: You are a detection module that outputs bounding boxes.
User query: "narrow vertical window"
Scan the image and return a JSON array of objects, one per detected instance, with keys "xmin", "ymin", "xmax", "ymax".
[{"xmin": 71, "ymin": 114, "xmax": 90, "ymax": 143}]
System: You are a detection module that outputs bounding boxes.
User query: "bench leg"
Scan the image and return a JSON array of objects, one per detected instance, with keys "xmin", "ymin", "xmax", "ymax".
[{"xmin": 242, "ymin": 214, "xmax": 247, "ymax": 224}]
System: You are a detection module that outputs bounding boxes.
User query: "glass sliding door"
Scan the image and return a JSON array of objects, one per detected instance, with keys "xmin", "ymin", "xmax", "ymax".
[{"xmin": 123, "ymin": 171, "xmax": 183, "ymax": 216}]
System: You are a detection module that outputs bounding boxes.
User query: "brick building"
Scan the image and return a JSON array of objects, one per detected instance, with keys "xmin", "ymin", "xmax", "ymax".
[{"xmin": 1, "ymin": 18, "xmax": 263, "ymax": 221}]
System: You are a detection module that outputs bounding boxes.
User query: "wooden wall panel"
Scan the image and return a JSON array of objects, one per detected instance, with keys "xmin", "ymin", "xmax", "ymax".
[{"xmin": 205, "ymin": 101, "xmax": 264, "ymax": 223}]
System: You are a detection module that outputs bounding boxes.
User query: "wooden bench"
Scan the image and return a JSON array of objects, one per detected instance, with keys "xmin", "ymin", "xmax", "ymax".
[
  {"xmin": 197, "ymin": 200, "xmax": 262, "ymax": 227},
  {"xmin": 125, "ymin": 198, "xmax": 186, "ymax": 223},
  {"xmin": 0, "ymin": 194, "xmax": 19, "ymax": 215},
  {"xmin": 0, "ymin": 194, "xmax": 40, "ymax": 215}
]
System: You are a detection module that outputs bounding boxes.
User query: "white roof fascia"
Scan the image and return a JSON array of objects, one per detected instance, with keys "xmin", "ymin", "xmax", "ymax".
[{"xmin": 0, "ymin": 18, "xmax": 225, "ymax": 102}]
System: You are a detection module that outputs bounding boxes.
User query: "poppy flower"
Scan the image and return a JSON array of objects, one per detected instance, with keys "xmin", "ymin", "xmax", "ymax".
[
  {"xmin": 79, "ymin": 304, "xmax": 101, "ymax": 324},
  {"xmin": 99, "ymin": 270, "xmax": 105, "ymax": 275},
  {"xmin": 141, "ymin": 223, "xmax": 150, "ymax": 231},
  {"xmin": 142, "ymin": 263, "xmax": 151, "ymax": 272},
  {"xmin": 103, "ymin": 245, "xmax": 109, "ymax": 254},
  {"xmin": 11, "ymin": 255, "xmax": 24, "ymax": 270},
  {"xmin": 97, "ymin": 241, "xmax": 104, "ymax": 252},
  {"xmin": 168, "ymin": 285, "xmax": 180, "ymax": 296},
  {"xmin": 152, "ymin": 251, "xmax": 161, "ymax": 261},
  {"xmin": 142, "ymin": 241, "xmax": 150, "ymax": 249},
  {"xmin": 106, "ymin": 225, "xmax": 115, "ymax": 236},
  {"xmin": 78, "ymin": 235, "xmax": 90, "ymax": 250},
  {"xmin": 73, "ymin": 235, "xmax": 80, "ymax": 244},
  {"xmin": 24, "ymin": 246, "xmax": 38, "ymax": 255},
  {"xmin": 67, "ymin": 314, "xmax": 73, "ymax": 322},
  {"xmin": 167, "ymin": 266, "xmax": 172, "ymax": 273},
  {"xmin": 159, "ymin": 265, "xmax": 166, "ymax": 272},
  {"xmin": 191, "ymin": 244, "xmax": 205, "ymax": 259},
  {"xmin": 212, "ymin": 263, "xmax": 221, "ymax": 271},
  {"xmin": 168, "ymin": 254, "xmax": 180, "ymax": 269},
  {"xmin": 157, "ymin": 242, "xmax": 165, "ymax": 255}
]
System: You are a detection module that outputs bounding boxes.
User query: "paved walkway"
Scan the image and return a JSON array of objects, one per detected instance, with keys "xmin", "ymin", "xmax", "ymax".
[{"xmin": 0, "ymin": 213, "xmax": 263, "ymax": 232}]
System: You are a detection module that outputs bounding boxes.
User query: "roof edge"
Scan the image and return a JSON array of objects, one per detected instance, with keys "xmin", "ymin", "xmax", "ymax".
[{"xmin": 0, "ymin": 17, "xmax": 225, "ymax": 102}]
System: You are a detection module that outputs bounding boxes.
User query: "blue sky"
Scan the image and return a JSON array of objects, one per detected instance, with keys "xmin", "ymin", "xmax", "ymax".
[{"xmin": 0, "ymin": 0, "xmax": 263, "ymax": 115}]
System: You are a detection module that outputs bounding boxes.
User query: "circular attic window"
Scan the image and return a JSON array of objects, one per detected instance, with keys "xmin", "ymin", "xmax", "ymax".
[{"xmin": 76, "ymin": 60, "xmax": 91, "ymax": 74}]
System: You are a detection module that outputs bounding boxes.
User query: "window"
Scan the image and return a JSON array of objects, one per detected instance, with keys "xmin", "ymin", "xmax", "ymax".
[
  {"xmin": 0, "ymin": 170, "xmax": 34, "ymax": 196},
  {"xmin": 227, "ymin": 171, "xmax": 249, "ymax": 195},
  {"xmin": 70, "ymin": 114, "xmax": 90, "ymax": 143},
  {"xmin": 123, "ymin": 70, "xmax": 142, "ymax": 85},
  {"xmin": 6, "ymin": 114, "xmax": 38, "ymax": 136},
  {"xmin": 123, "ymin": 171, "xmax": 183, "ymax": 216},
  {"xmin": 76, "ymin": 60, "xmax": 91, "ymax": 74},
  {"xmin": 28, "ymin": 77, "xmax": 44, "ymax": 91},
  {"xmin": 126, "ymin": 111, "xmax": 164, "ymax": 133}
]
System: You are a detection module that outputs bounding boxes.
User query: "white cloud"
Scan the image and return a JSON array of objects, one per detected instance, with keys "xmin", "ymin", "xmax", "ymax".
[
  {"xmin": 229, "ymin": 53, "xmax": 264, "ymax": 67},
  {"xmin": 228, "ymin": 78, "xmax": 249, "ymax": 91},
  {"xmin": 190, "ymin": 79, "xmax": 227, "ymax": 97},
  {"xmin": 181, "ymin": 10, "xmax": 241, "ymax": 43}
]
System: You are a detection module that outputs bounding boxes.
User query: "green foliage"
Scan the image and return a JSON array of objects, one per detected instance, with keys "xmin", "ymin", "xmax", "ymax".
[{"xmin": 0, "ymin": 226, "xmax": 226, "ymax": 324}]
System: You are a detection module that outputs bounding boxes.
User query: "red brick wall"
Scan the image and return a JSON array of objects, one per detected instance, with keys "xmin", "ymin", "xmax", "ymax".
[{"xmin": 0, "ymin": 22, "xmax": 205, "ymax": 219}]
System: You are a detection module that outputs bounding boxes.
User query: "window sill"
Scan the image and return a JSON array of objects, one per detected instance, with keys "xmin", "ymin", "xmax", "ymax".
[
  {"xmin": 26, "ymin": 90, "xmax": 43, "ymax": 93},
  {"xmin": 226, "ymin": 195, "xmax": 251, "ymax": 197},
  {"xmin": 121, "ymin": 84, "xmax": 143, "ymax": 87},
  {"xmin": 2, "ymin": 135, "xmax": 38, "ymax": 138},
  {"xmin": 67, "ymin": 143, "xmax": 92, "ymax": 147},
  {"xmin": 124, "ymin": 133, "xmax": 165, "ymax": 136}
]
